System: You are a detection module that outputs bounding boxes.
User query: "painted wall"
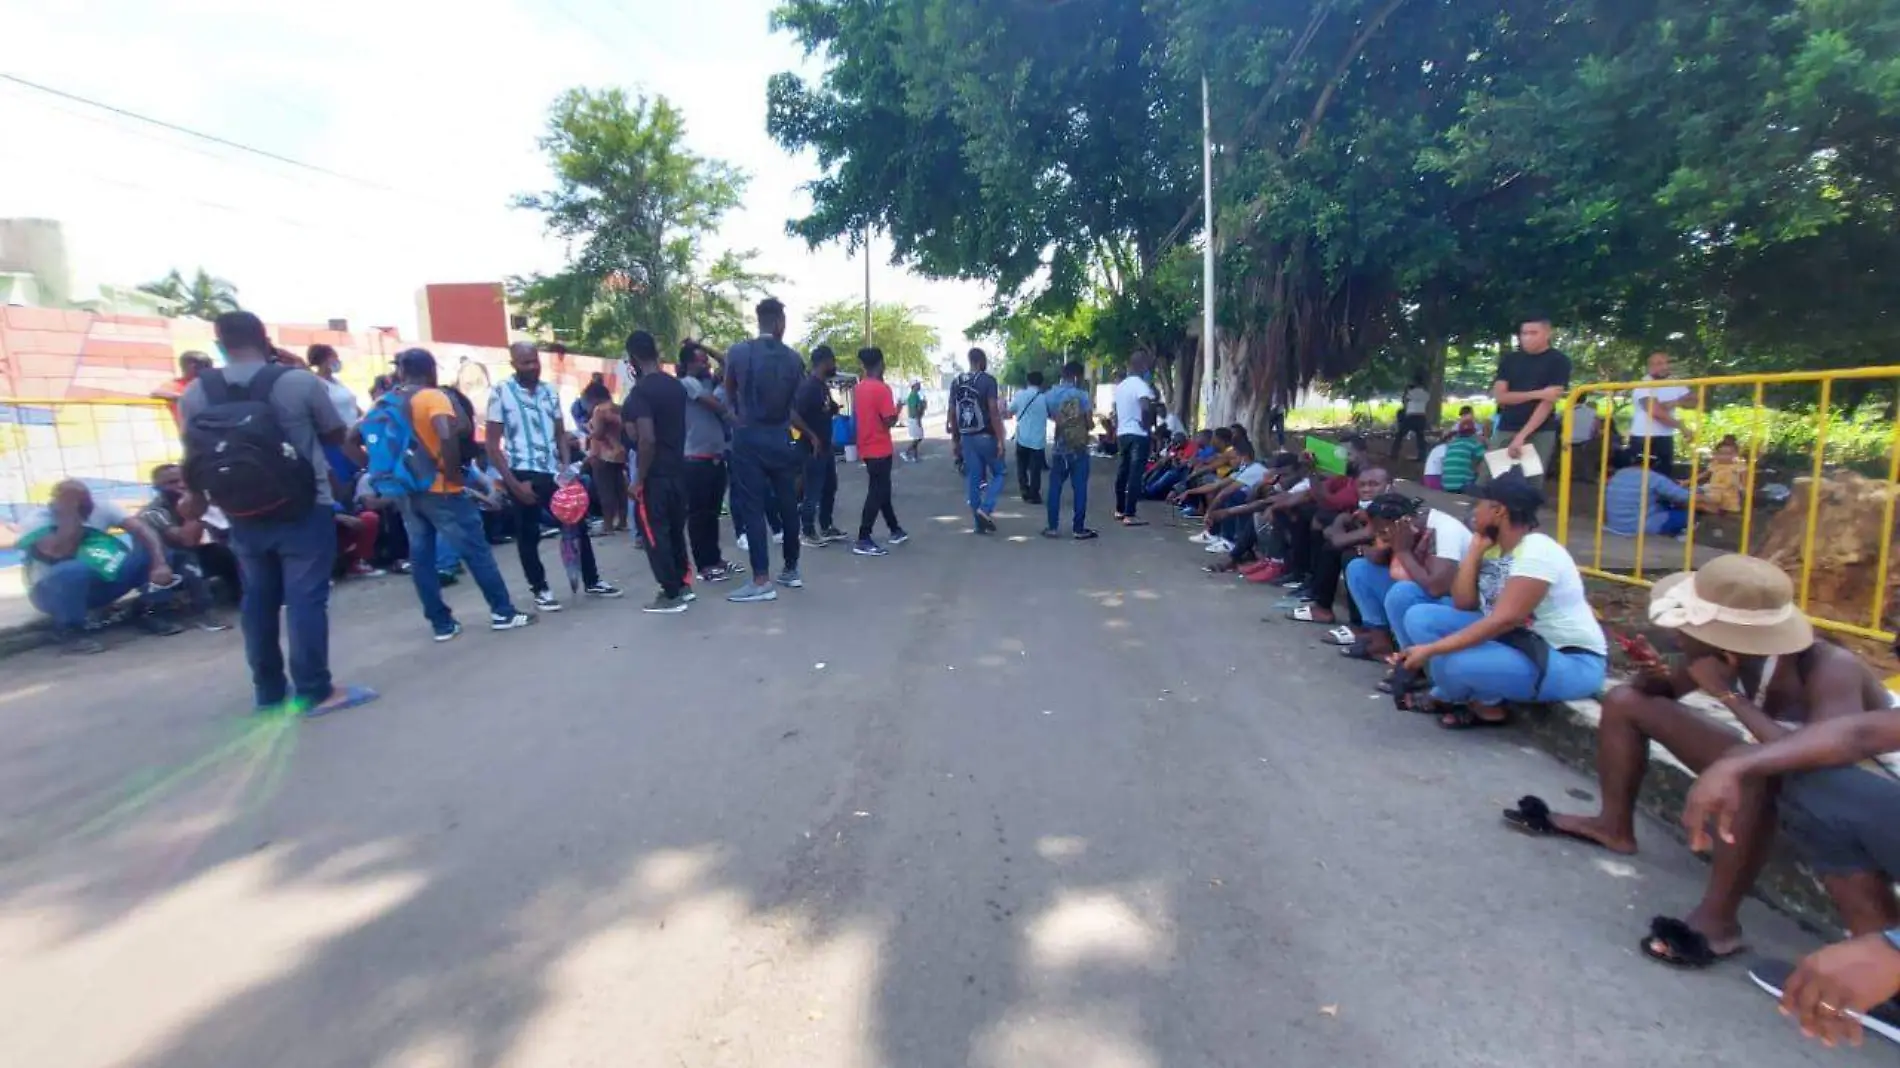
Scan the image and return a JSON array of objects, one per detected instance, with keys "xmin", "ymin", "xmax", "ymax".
[{"xmin": 417, "ymin": 282, "xmax": 510, "ymax": 349}]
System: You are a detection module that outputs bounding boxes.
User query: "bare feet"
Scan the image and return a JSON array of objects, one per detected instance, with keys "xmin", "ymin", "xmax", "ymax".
[{"xmin": 1546, "ymin": 812, "xmax": 1640, "ymax": 855}]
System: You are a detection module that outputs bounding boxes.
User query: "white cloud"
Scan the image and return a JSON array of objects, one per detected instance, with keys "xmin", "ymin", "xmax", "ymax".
[{"xmin": 0, "ymin": 0, "xmax": 993, "ymax": 351}]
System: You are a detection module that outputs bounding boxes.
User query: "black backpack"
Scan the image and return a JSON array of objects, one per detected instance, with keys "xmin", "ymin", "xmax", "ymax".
[{"xmin": 184, "ymin": 365, "xmax": 317, "ymax": 521}]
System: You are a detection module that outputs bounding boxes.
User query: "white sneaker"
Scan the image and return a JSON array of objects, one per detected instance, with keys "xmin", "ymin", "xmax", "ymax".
[
  {"xmin": 1187, "ymin": 531, "xmax": 1213, "ymax": 544},
  {"xmin": 1204, "ymin": 538, "xmax": 1233, "ymax": 553},
  {"xmin": 736, "ymin": 533, "xmax": 749, "ymax": 552}
]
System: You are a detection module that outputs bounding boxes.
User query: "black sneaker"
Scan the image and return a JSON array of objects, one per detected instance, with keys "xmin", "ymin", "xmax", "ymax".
[
  {"xmin": 438, "ymin": 570, "xmax": 461, "ymax": 588},
  {"xmin": 699, "ymin": 565, "xmax": 731, "ymax": 583},
  {"xmin": 585, "ymin": 581, "xmax": 623, "ymax": 599},
  {"xmin": 821, "ymin": 526, "xmax": 848, "ymax": 543},
  {"xmin": 1073, "ymin": 528, "xmax": 1100, "ymax": 540},
  {"xmin": 800, "ymin": 531, "xmax": 829, "ymax": 549},
  {"xmin": 434, "ymin": 621, "xmax": 464, "ymax": 643},
  {"xmin": 490, "ymin": 613, "xmax": 535, "ymax": 631},
  {"xmin": 642, "ymin": 593, "xmax": 690, "ymax": 614},
  {"xmin": 888, "ymin": 529, "xmax": 910, "ymax": 545},
  {"xmin": 533, "ymin": 588, "xmax": 564, "ymax": 612}
]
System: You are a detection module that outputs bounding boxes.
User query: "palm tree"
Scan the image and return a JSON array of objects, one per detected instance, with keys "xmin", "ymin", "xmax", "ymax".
[{"xmin": 139, "ymin": 268, "xmax": 240, "ymax": 319}]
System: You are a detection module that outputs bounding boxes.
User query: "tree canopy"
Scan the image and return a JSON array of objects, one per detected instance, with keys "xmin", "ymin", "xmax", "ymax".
[
  {"xmin": 138, "ymin": 268, "xmax": 239, "ymax": 320},
  {"xmin": 799, "ymin": 299, "xmax": 941, "ymax": 380},
  {"xmin": 768, "ymin": 0, "xmax": 1900, "ymax": 431}
]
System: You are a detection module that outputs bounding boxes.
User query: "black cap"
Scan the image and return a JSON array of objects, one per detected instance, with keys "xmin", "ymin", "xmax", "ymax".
[{"xmin": 1479, "ymin": 470, "xmax": 1545, "ymax": 512}]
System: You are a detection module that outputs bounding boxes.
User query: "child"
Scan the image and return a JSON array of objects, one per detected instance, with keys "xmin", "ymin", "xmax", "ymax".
[
  {"xmin": 1699, "ymin": 434, "xmax": 1744, "ymax": 513},
  {"xmin": 1440, "ymin": 406, "xmax": 1486, "ymax": 493},
  {"xmin": 1422, "ymin": 440, "xmax": 1449, "ymax": 490}
]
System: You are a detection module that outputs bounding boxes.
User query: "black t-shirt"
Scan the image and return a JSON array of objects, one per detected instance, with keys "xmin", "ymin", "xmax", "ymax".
[
  {"xmin": 1493, "ymin": 348, "xmax": 1572, "ymax": 432},
  {"xmin": 622, "ymin": 371, "xmax": 689, "ymax": 478},
  {"xmin": 793, "ymin": 375, "xmax": 834, "ymax": 450}
]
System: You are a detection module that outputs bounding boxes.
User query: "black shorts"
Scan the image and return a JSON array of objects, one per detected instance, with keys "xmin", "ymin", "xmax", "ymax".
[{"xmin": 1779, "ymin": 766, "xmax": 1900, "ymax": 877}]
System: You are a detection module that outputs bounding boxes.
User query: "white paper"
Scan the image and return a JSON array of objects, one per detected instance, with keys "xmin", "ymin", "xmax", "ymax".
[{"xmin": 1485, "ymin": 447, "xmax": 1544, "ymax": 480}]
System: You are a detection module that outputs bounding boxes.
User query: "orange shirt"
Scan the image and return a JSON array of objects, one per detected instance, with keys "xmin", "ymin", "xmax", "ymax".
[
  {"xmin": 854, "ymin": 379, "xmax": 897, "ymax": 460},
  {"xmin": 410, "ymin": 388, "xmax": 465, "ymax": 494}
]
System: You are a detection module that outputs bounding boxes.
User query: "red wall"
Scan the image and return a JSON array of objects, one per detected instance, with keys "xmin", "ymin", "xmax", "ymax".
[{"xmin": 420, "ymin": 283, "xmax": 509, "ymax": 348}]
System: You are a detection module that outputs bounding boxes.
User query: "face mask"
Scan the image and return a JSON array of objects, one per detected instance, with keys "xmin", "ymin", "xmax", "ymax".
[{"xmin": 1358, "ymin": 499, "xmax": 1374, "ymax": 510}]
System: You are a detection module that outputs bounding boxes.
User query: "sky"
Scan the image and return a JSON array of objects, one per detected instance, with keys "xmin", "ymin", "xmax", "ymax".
[{"xmin": 0, "ymin": 0, "xmax": 995, "ymax": 362}]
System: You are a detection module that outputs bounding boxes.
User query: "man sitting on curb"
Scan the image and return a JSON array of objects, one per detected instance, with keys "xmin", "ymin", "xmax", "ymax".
[
  {"xmin": 1504, "ymin": 553, "xmax": 1898, "ymax": 970},
  {"xmin": 1182, "ymin": 442, "xmax": 1268, "ymax": 554},
  {"xmin": 20, "ymin": 480, "xmax": 183, "ymax": 654}
]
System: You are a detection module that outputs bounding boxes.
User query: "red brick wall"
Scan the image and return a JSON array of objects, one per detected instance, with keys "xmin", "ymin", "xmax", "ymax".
[{"xmin": 420, "ymin": 283, "xmax": 509, "ymax": 349}]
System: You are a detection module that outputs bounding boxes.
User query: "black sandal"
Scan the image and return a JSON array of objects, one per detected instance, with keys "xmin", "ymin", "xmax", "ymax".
[
  {"xmin": 1640, "ymin": 916, "xmax": 1746, "ymax": 970},
  {"xmin": 1340, "ymin": 640, "xmax": 1383, "ymax": 662},
  {"xmin": 1501, "ymin": 795, "xmax": 1619, "ymax": 852},
  {"xmin": 1438, "ymin": 706, "xmax": 1512, "ymax": 730}
]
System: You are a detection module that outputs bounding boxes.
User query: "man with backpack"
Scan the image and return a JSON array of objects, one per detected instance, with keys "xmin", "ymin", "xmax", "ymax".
[
  {"xmin": 949, "ymin": 347, "xmax": 1008, "ymax": 534},
  {"xmin": 1041, "ymin": 361, "xmax": 1099, "ymax": 540},
  {"xmin": 723, "ymin": 297, "xmax": 812, "ymax": 602},
  {"xmin": 357, "ymin": 348, "xmax": 534, "ymax": 641},
  {"xmin": 179, "ymin": 311, "xmax": 377, "ymax": 716}
]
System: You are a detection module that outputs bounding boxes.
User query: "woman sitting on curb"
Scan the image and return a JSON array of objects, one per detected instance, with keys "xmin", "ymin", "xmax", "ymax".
[{"xmin": 1397, "ymin": 472, "xmax": 1609, "ymax": 727}]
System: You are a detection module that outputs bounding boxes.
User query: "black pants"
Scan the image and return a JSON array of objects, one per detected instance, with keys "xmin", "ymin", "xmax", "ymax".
[
  {"xmin": 858, "ymin": 456, "xmax": 901, "ymax": 540},
  {"xmin": 1632, "ymin": 434, "xmax": 1674, "ymax": 476},
  {"xmin": 634, "ymin": 472, "xmax": 691, "ymax": 598},
  {"xmin": 510, "ymin": 469, "xmax": 597, "ymax": 592},
  {"xmin": 1308, "ymin": 539, "xmax": 1346, "ymax": 611},
  {"xmin": 1282, "ymin": 505, "xmax": 1319, "ymax": 577},
  {"xmin": 1394, "ymin": 414, "xmax": 1429, "ymax": 460},
  {"xmin": 683, "ymin": 458, "xmax": 728, "ymax": 572},
  {"xmin": 1114, "ymin": 434, "xmax": 1151, "ymax": 517},
  {"xmin": 1016, "ymin": 445, "xmax": 1045, "ymax": 502}
]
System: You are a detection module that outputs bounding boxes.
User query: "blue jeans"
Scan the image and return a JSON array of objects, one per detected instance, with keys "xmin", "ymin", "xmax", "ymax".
[
  {"xmin": 1047, "ymin": 451, "xmax": 1091, "ymax": 533},
  {"xmin": 1658, "ymin": 507, "xmax": 1689, "ymax": 536},
  {"xmin": 1405, "ymin": 603, "xmax": 1608, "ymax": 705},
  {"xmin": 228, "ymin": 508, "xmax": 337, "ymax": 708},
  {"xmin": 799, "ymin": 447, "xmax": 837, "ymax": 535},
  {"xmin": 403, "ymin": 493, "xmax": 518, "ymax": 633},
  {"xmin": 730, "ymin": 425, "xmax": 803, "ymax": 576},
  {"xmin": 1215, "ymin": 490, "xmax": 1249, "ymax": 542},
  {"xmin": 961, "ymin": 433, "xmax": 1006, "ymax": 517},
  {"xmin": 1144, "ymin": 466, "xmax": 1185, "ymax": 499},
  {"xmin": 1344, "ymin": 560, "xmax": 1451, "ymax": 649},
  {"xmin": 29, "ymin": 542, "xmax": 166, "ymax": 630}
]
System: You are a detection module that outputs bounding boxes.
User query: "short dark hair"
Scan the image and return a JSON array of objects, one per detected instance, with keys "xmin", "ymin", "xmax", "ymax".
[
  {"xmin": 1212, "ymin": 427, "xmax": 1234, "ymax": 446},
  {"xmin": 307, "ymin": 344, "xmax": 338, "ymax": 364},
  {"xmin": 859, "ymin": 346, "xmax": 885, "ymax": 372},
  {"xmin": 150, "ymin": 462, "xmax": 181, "ymax": 484},
  {"xmin": 395, "ymin": 347, "xmax": 437, "ymax": 381},
  {"xmin": 1233, "ymin": 441, "xmax": 1256, "ymax": 460},
  {"xmin": 757, "ymin": 297, "xmax": 785, "ymax": 319},
  {"xmin": 812, "ymin": 344, "xmax": 836, "ymax": 366},
  {"xmin": 1026, "ymin": 370, "xmax": 1045, "ymax": 387},
  {"xmin": 678, "ymin": 341, "xmax": 703, "ymax": 365},
  {"xmin": 1459, "ymin": 404, "xmax": 1475, "ymax": 416},
  {"xmin": 1061, "ymin": 360, "xmax": 1084, "ymax": 380},
  {"xmin": 213, "ymin": 310, "xmax": 269, "ymax": 353},
  {"xmin": 1519, "ymin": 312, "xmax": 1553, "ymax": 327},
  {"xmin": 625, "ymin": 330, "xmax": 659, "ymax": 363},
  {"xmin": 967, "ymin": 346, "xmax": 988, "ymax": 368}
]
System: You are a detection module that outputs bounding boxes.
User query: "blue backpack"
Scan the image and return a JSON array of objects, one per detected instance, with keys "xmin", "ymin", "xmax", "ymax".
[{"xmin": 359, "ymin": 388, "xmax": 439, "ymax": 498}]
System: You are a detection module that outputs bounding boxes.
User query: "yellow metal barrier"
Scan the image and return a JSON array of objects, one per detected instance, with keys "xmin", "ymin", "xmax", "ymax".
[
  {"xmin": 1556, "ymin": 368, "xmax": 1900, "ymax": 643},
  {"xmin": 0, "ymin": 398, "xmax": 181, "ymax": 530}
]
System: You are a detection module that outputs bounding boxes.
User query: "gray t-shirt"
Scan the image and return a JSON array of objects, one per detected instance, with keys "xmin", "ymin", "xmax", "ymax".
[
  {"xmin": 178, "ymin": 360, "xmax": 345, "ymax": 507},
  {"xmin": 681, "ymin": 375, "xmax": 730, "ymax": 459}
]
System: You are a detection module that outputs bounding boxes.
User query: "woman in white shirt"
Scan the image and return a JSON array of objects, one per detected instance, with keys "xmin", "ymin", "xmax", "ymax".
[{"xmin": 1399, "ymin": 471, "xmax": 1608, "ymax": 728}]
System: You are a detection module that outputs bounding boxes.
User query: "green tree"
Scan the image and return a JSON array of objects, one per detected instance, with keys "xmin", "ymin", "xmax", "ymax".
[
  {"xmin": 799, "ymin": 299, "xmax": 940, "ymax": 380},
  {"xmin": 512, "ymin": 88, "xmax": 748, "ymax": 356},
  {"xmin": 138, "ymin": 268, "xmax": 239, "ymax": 320}
]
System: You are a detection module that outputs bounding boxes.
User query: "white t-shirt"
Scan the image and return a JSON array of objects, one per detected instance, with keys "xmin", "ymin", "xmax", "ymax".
[
  {"xmin": 1424, "ymin": 509, "xmax": 1472, "ymax": 562},
  {"xmin": 1232, "ymin": 461, "xmax": 1269, "ymax": 489},
  {"xmin": 323, "ymin": 377, "xmax": 361, "ymax": 425},
  {"xmin": 1113, "ymin": 376, "xmax": 1155, "ymax": 437},
  {"xmin": 1424, "ymin": 443, "xmax": 1448, "ymax": 477},
  {"xmin": 1629, "ymin": 380, "xmax": 1689, "ymax": 438},
  {"xmin": 1502, "ymin": 532, "xmax": 1607, "ymax": 655},
  {"xmin": 1165, "ymin": 412, "xmax": 1186, "ymax": 436},
  {"xmin": 1402, "ymin": 386, "xmax": 1429, "ymax": 415}
]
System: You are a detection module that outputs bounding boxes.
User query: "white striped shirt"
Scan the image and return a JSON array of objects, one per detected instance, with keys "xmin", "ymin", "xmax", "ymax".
[{"xmin": 485, "ymin": 377, "xmax": 563, "ymax": 474}]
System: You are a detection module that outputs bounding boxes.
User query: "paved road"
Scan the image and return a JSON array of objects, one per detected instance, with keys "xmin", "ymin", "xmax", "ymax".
[{"xmin": 0, "ymin": 449, "xmax": 1883, "ymax": 1068}]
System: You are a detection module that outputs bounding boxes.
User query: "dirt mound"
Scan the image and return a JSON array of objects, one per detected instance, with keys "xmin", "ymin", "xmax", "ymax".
[{"xmin": 1757, "ymin": 471, "xmax": 1900, "ymax": 668}]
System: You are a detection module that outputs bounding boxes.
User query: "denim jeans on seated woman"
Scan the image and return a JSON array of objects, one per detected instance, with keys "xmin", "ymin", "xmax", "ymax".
[
  {"xmin": 1402, "ymin": 603, "xmax": 1607, "ymax": 705},
  {"xmin": 1344, "ymin": 559, "xmax": 1451, "ymax": 649}
]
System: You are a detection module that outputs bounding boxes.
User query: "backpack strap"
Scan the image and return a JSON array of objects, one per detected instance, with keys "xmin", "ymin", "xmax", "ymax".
[
  {"xmin": 198, "ymin": 368, "xmax": 231, "ymax": 406},
  {"xmin": 245, "ymin": 362, "xmax": 292, "ymax": 402}
]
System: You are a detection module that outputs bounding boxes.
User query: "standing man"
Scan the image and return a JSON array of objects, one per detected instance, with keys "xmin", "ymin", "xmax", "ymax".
[
  {"xmin": 371, "ymin": 348, "xmax": 533, "ymax": 640},
  {"xmin": 1041, "ymin": 360, "xmax": 1098, "ymax": 540},
  {"xmin": 680, "ymin": 342, "xmax": 736, "ymax": 582},
  {"xmin": 486, "ymin": 341, "xmax": 621, "ymax": 610},
  {"xmin": 1009, "ymin": 370, "xmax": 1049, "ymax": 505},
  {"xmin": 795, "ymin": 345, "xmax": 843, "ymax": 547},
  {"xmin": 1112, "ymin": 354, "xmax": 1157, "ymax": 526},
  {"xmin": 903, "ymin": 381, "xmax": 927, "ymax": 463},
  {"xmin": 724, "ymin": 297, "xmax": 810, "ymax": 602},
  {"xmin": 949, "ymin": 347, "xmax": 1008, "ymax": 533},
  {"xmin": 1490, "ymin": 314, "xmax": 1572, "ymax": 476},
  {"xmin": 623, "ymin": 331, "xmax": 694, "ymax": 614},
  {"xmin": 851, "ymin": 347, "xmax": 909, "ymax": 556},
  {"xmin": 1630, "ymin": 350, "xmax": 1692, "ymax": 475},
  {"xmin": 180, "ymin": 311, "xmax": 375, "ymax": 715},
  {"xmin": 1395, "ymin": 375, "xmax": 1430, "ymax": 461}
]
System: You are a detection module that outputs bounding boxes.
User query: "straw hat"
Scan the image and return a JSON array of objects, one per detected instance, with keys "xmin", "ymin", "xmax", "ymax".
[{"xmin": 1648, "ymin": 554, "xmax": 1814, "ymax": 657}]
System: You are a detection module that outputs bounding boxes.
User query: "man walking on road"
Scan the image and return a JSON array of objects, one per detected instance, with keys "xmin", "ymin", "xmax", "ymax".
[
  {"xmin": 724, "ymin": 297, "xmax": 811, "ymax": 602},
  {"xmin": 486, "ymin": 342, "xmax": 621, "ymax": 610},
  {"xmin": 1041, "ymin": 360, "xmax": 1098, "ymax": 540},
  {"xmin": 180, "ymin": 311, "xmax": 376, "ymax": 716},
  {"xmin": 1112, "ymin": 354, "xmax": 1157, "ymax": 526},
  {"xmin": 851, "ymin": 346, "xmax": 909, "ymax": 556},
  {"xmin": 373, "ymin": 348, "xmax": 533, "ymax": 641},
  {"xmin": 796, "ymin": 345, "xmax": 843, "ymax": 547},
  {"xmin": 623, "ymin": 331, "xmax": 694, "ymax": 614},
  {"xmin": 903, "ymin": 381, "xmax": 927, "ymax": 463},
  {"xmin": 1009, "ymin": 370, "xmax": 1049, "ymax": 505},
  {"xmin": 950, "ymin": 347, "xmax": 1008, "ymax": 533}
]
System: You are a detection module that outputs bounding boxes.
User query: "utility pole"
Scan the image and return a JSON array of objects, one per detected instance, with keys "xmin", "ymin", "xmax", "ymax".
[
  {"xmin": 1198, "ymin": 74, "xmax": 1217, "ymax": 427},
  {"xmin": 863, "ymin": 225, "xmax": 873, "ymax": 346}
]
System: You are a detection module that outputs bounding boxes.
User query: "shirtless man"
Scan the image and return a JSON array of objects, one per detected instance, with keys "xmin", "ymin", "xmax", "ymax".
[{"xmin": 1504, "ymin": 553, "xmax": 1898, "ymax": 969}]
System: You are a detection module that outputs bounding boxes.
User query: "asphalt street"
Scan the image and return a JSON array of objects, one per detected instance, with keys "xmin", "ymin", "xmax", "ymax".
[{"xmin": 0, "ymin": 444, "xmax": 1883, "ymax": 1068}]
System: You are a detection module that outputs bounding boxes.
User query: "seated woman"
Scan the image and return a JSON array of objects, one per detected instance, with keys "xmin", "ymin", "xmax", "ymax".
[
  {"xmin": 1398, "ymin": 472, "xmax": 1608, "ymax": 727},
  {"xmin": 1342, "ymin": 493, "xmax": 1471, "ymax": 670}
]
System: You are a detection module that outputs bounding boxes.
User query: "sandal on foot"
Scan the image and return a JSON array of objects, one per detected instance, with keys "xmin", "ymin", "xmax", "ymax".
[
  {"xmin": 302, "ymin": 685, "xmax": 380, "ymax": 719},
  {"xmin": 1438, "ymin": 706, "xmax": 1511, "ymax": 730},
  {"xmin": 1323, "ymin": 626, "xmax": 1357, "ymax": 646},
  {"xmin": 1641, "ymin": 916, "xmax": 1746, "ymax": 969},
  {"xmin": 1500, "ymin": 795, "xmax": 1620, "ymax": 852},
  {"xmin": 1286, "ymin": 603, "xmax": 1333, "ymax": 623},
  {"xmin": 1341, "ymin": 640, "xmax": 1382, "ymax": 662}
]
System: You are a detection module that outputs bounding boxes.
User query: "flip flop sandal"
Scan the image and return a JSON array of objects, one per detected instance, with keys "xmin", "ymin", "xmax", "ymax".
[
  {"xmin": 1340, "ymin": 640, "xmax": 1382, "ymax": 662},
  {"xmin": 1286, "ymin": 604, "xmax": 1333, "ymax": 623},
  {"xmin": 1640, "ymin": 916, "xmax": 1746, "ymax": 970},
  {"xmin": 1324, "ymin": 626, "xmax": 1357, "ymax": 646},
  {"xmin": 1377, "ymin": 665, "xmax": 1419, "ymax": 692},
  {"xmin": 1500, "ymin": 795, "xmax": 1620, "ymax": 852},
  {"xmin": 1438, "ymin": 706, "xmax": 1512, "ymax": 730},
  {"xmin": 1121, "ymin": 518, "xmax": 1150, "ymax": 527},
  {"xmin": 301, "ymin": 685, "xmax": 380, "ymax": 719}
]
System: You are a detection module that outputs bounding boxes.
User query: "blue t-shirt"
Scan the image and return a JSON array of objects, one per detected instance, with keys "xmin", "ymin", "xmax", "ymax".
[
  {"xmin": 1041, "ymin": 382, "xmax": 1093, "ymax": 455},
  {"xmin": 1009, "ymin": 387, "xmax": 1049, "ymax": 450},
  {"xmin": 1604, "ymin": 466, "xmax": 1692, "ymax": 535}
]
